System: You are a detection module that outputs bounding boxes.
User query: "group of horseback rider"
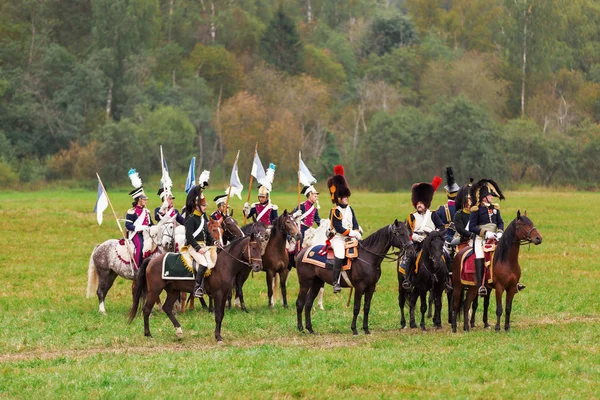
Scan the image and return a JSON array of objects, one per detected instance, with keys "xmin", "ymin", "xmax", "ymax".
[
  {"xmin": 401, "ymin": 168, "xmax": 526, "ymax": 295},
  {"xmin": 123, "ymin": 163, "xmax": 524, "ymax": 301}
]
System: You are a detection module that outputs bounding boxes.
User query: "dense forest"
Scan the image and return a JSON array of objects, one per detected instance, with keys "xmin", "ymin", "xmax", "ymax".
[{"xmin": 1, "ymin": 0, "xmax": 600, "ymax": 189}]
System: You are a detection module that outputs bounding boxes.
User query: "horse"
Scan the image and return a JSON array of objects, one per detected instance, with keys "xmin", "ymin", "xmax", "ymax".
[
  {"xmin": 180, "ymin": 215, "xmax": 246, "ymax": 313},
  {"xmin": 128, "ymin": 233, "xmax": 264, "ymax": 342},
  {"xmin": 231, "ymin": 221, "xmax": 270, "ymax": 312},
  {"xmin": 296, "ymin": 220, "xmax": 414, "ymax": 335},
  {"xmin": 236, "ymin": 212, "xmax": 301, "ymax": 309},
  {"xmin": 451, "ymin": 211, "xmax": 542, "ymax": 333},
  {"xmin": 398, "ymin": 230, "xmax": 447, "ymax": 331},
  {"xmin": 86, "ymin": 216, "xmax": 181, "ymax": 313}
]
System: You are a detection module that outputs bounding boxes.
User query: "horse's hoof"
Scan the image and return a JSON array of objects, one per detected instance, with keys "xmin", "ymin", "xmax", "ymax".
[
  {"xmin": 318, "ymin": 305, "xmax": 324, "ymax": 311},
  {"xmin": 495, "ymin": 326, "xmax": 501, "ymax": 332},
  {"xmin": 435, "ymin": 325, "xmax": 442, "ymax": 330},
  {"xmin": 470, "ymin": 323, "xmax": 476, "ymax": 328},
  {"xmin": 176, "ymin": 327, "xmax": 183, "ymax": 338},
  {"xmin": 242, "ymin": 307, "xmax": 249, "ymax": 313},
  {"xmin": 352, "ymin": 331, "xmax": 359, "ymax": 336},
  {"xmin": 410, "ymin": 324, "xmax": 417, "ymax": 329},
  {"xmin": 452, "ymin": 327, "xmax": 457, "ymax": 333},
  {"xmin": 283, "ymin": 304, "xmax": 289, "ymax": 309},
  {"xmin": 308, "ymin": 329, "xmax": 315, "ymax": 334},
  {"xmin": 145, "ymin": 333, "xmax": 153, "ymax": 338},
  {"xmin": 421, "ymin": 327, "xmax": 428, "ymax": 332},
  {"xmin": 364, "ymin": 329, "xmax": 371, "ymax": 335}
]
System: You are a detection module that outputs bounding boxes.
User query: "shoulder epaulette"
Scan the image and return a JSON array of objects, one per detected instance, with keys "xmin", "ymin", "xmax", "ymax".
[
  {"xmin": 493, "ymin": 204, "xmax": 500, "ymax": 210},
  {"xmin": 470, "ymin": 206, "xmax": 479, "ymax": 212},
  {"xmin": 332, "ymin": 208, "xmax": 343, "ymax": 220},
  {"xmin": 272, "ymin": 204, "xmax": 278, "ymax": 210},
  {"xmin": 127, "ymin": 208, "xmax": 136, "ymax": 215},
  {"xmin": 251, "ymin": 202, "xmax": 258, "ymax": 207}
]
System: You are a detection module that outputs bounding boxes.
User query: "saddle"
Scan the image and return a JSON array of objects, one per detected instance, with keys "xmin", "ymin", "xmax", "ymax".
[
  {"xmin": 302, "ymin": 238, "xmax": 359, "ymax": 271},
  {"xmin": 116, "ymin": 239, "xmax": 134, "ymax": 265},
  {"xmin": 397, "ymin": 249, "xmax": 446, "ymax": 275},
  {"xmin": 459, "ymin": 240, "xmax": 496, "ymax": 286}
]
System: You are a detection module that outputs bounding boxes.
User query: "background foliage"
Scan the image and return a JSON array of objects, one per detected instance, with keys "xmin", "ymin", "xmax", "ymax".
[{"xmin": 1, "ymin": 0, "xmax": 600, "ymax": 189}]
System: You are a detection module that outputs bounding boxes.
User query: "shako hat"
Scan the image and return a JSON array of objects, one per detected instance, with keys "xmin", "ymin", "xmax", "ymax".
[
  {"xmin": 128, "ymin": 169, "xmax": 147, "ymax": 200},
  {"xmin": 327, "ymin": 165, "xmax": 351, "ymax": 204},
  {"xmin": 444, "ymin": 167, "xmax": 461, "ymax": 199}
]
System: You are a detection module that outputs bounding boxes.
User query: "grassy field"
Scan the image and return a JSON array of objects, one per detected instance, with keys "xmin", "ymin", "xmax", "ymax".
[{"xmin": 0, "ymin": 188, "xmax": 599, "ymax": 399}]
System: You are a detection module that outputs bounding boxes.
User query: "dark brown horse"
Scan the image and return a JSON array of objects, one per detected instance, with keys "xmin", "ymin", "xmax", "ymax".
[
  {"xmin": 451, "ymin": 211, "xmax": 542, "ymax": 332},
  {"xmin": 296, "ymin": 220, "xmax": 414, "ymax": 335},
  {"xmin": 128, "ymin": 233, "xmax": 263, "ymax": 342},
  {"xmin": 236, "ymin": 212, "xmax": 301, "ymax": 309},
  {"xmin": 398, "ymin": 230, "xmax": 447, "ymax": 331}
]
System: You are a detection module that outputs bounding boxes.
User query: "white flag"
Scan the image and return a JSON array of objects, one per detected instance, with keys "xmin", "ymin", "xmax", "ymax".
[
  {"xmin": 94, "ymin": 181, "xmax": 109, "ymax": 225},
  {"xmin": 185, "ymin": 157, "xmax": 196, "ymax": 194},
  {"xmin": 251, "ymin": 152, "xmax": 266, "ymax": 182},
  {"xmin": 226, "ymin": 157, "xmax": 244, "ymax": 200},
  {"xmin": 299, "ymin": 155, "xmax": 317, "ymax": 186}
]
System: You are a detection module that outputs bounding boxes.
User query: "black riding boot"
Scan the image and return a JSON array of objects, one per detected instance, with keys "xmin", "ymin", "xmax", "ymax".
[
  {"xmin": 402, "ymin": 253, "xmax": 416, "ymax": 290},
  {"xmin": 475, "ymin": 258, "xmax": 487, "ymax": 296},
  {"xmin": 194, "ymin": 265, "xmax": 207, "ymax": 298},
  {"xmin": 332, "ymin": 257, "xmax": 343, "ymax": 294}
]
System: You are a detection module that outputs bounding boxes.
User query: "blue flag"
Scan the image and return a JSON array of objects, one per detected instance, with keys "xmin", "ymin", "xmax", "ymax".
[{"xmin": 185, "ymin": 157, "xmax": 196, "ymax": 194}]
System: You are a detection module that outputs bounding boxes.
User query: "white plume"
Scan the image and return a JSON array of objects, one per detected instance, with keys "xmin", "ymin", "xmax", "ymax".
[
  {"xmin": 128, "ymin": 169, "xmax": 142, "ymax": 188},
  {"xmin": 258, "ymin": 163, "xmax": 276, "ymax": 192},
  {"xmin": 198, "ymin": 170, "xmax": 210, "ymax": 188},
  {"xmin": 161, "ymin": 170, "xmax": 172, "ymax": 192}
]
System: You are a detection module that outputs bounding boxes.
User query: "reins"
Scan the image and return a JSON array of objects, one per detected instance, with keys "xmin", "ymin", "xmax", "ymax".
[
  {"xmin": 217, "ymin": 238, "xmax": 262, "ymax": 268},
  {"xmin": 356, "ymin": 224, "xmax": 413, "ymax": 266}
]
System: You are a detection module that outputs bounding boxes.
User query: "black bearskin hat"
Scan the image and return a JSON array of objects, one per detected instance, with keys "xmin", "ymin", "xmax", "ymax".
[
  {"xmin": 327, "ymin": 165, "xmax": 351, "ymax": 204},
  {"xmin": 411, "ymin": 176, "xmax": 442, "ymax": 209},
  {"xmin": 470, "ymin": 179, "xmax": 505, "ymax": 206}
]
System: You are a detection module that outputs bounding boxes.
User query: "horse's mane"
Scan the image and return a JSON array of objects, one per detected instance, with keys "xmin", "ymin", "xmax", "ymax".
[
  {"xmin": 422, "ymin": 230, "xmax": 445, "ymax": 254},
  {"xmin": 494, "ymin": 215, "xmax": 532, "ymax": 263},
  {"xmin": 242, "ymin": 221, "xmax": 267, "ymax": 235},
  {"xmin": 270, "ymin": 214, "xmax": 287, "ymax": 237},
  {"xmin": 361, "ymin": 224, "xmax": 390, "ymax": 247}
]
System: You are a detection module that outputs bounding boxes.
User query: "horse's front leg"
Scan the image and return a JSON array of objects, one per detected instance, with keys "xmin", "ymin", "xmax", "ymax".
[
  {"xmin": 363, "ymin": 285, "xmax": 376, "ymax": 334},
  {"xmin": 446, "ymin": 289, "xmax": 453, "ymax": 325},
  {"xmin": 304, "ymin": 280, "xmax": 322, "ymax": 334},
  {"xmin": 296, "ymin": 283, "xmax": 310, "ymax": 332},
  {"xmin": 419, "ymin": 291, "xmax": 428, "ymax": 331},
  {"xmin": 504, "ymin": 286, "xmax": 518, "ymax": 332},
  {"xmin": 408, "ymin": 290, "xmax": 418, "ymax": 329},
  {"xmin": 464, "ymin": 288, "xmax": 476, "ymax": 332},
  {"xmin": 351, "ymin": 286, "xmax": 364, "ymax": 335},
  {"xmin": 433, "ymin": 289, "xmax": 443, "ymax": 329},
  {"xmin": 213, "ymin": 291, "xmax": 226, "ymax": 343},
  {"xmin": 265, "ymin": 268, "xmax": 274, "ymax": 308},
  {"xmin": 495, "ymin": 286, "xmax": 505, "ymax": 332},
  {"xmin": 279, "ymin": 268, "xmax": 289, "ymax": 308},
  {"xmin": 481, "ymin": 294, "xmax": 490, "ymax": 329},
  {"xmin": 398, "ymin": 275, "xmax": 407, "ymax": 329}
]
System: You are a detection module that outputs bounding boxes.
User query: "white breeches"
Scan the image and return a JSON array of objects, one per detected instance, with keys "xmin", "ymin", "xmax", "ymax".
[
  {"xmin": 330, "ymin": 235, "xmax": 346, "ymax": 259},
  {"xmin": 474, "ymin": 235, "xmax": 485, "ymax": 259},
  {"xmin": 188, "ymin": 245, "xmax": 212, "ymax": 269}
]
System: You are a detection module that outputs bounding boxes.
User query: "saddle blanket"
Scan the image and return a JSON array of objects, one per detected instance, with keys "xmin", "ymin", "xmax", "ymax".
[
  {"xmin": 116, "ymin": 238, "xmax": 159, "ymax": 267},
  {"xmin": 162, "ymin": 252, "xmax": 194, "ymax": 280},
  {"xmin": 460, "ymin": 249, "xmax": 493, "ymax": 286},
  {"xmin": 302, "ymin": 245, "xmax": 351, "ymax": 270},
  {"xmin": 397, "ymin": 251, "xmax": 445, "ymax": 275}
]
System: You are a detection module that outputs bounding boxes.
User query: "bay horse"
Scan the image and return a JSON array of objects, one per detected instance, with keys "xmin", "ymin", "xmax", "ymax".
[
  {"xmin": 398, "ymin": 230, "xmax": 447, "ymax": 331},
  {"xmin": 236, "ymin": 212, "xmax": 301, "ymax": 309},
  {"xmin": 451, "ymin": 211, "xmax": 542, "ymax": 332},
  {"xmin": 128, "ymin": 233, "xmax": 264, "ymax": 342},
  {"xmin": 86, "ymin": 217, "xmax": 181, "ymax": 313},
  {"xmin": 296, "ymin": 220, "xmax": 414, "ymax": 335}
]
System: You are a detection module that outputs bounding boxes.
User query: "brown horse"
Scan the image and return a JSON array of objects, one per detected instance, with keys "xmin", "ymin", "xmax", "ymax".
[
  {"xmin": 296, "ymin": 220, "xmax": 415, "ymax": 335},
  {"xmin": 237, "ymin": 211, "xmax": 301, "ymax": 309},
  {"xmin": 451, "ymin": 211, "xmax": 542, "ymax": 333},
  {"xmin": 128, "ymin": 235, "xmax": 263, "ymax": 343}
]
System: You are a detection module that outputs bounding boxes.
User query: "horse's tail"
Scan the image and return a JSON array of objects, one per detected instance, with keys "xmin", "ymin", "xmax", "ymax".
[
  {"xmin": 86, "ymin": 246, "xmax": 99, "ymax": 298},
  {"xmin": 128, "ymin": 258, "xmax": 150, "ymax": 323}
]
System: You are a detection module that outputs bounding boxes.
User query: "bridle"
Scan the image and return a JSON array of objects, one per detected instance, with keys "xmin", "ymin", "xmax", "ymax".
[
  {"xmin": 217, "ymin": 237, "xmax": 263, "ymax": 268},
  {"xmin": 514, "ymin": 220, "xmax": 539, "ymax": 246},
  {"xmin": 150, "ymin": 221, "xmax": 176, "ymax": 251},
  {"xmin": 357, "ymin": 224, "xmax": 414, "ymax": 265},
  {"xmin": 223, "ymin": 215, "xmax": 245, "ymax": 238}
]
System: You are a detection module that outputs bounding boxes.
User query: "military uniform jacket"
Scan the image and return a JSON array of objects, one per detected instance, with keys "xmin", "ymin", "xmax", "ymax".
[
  {"xmin": 126, "ymin": 206, "xmax": 154, "ymax": 238},
  {"xmin": 293, "ymin": 200, "xmax": 321, "ymax": 231},
  {"xmin": 330, "ymin": 204, "xmax": 359, "ymax": 236},
  {"xmin": 248, "ymin": 202, "xmax": 278, "ymax": 225},
  {"xmin": 185, "ymin": 210, "xmax": 215, "ymax": 251},
  {"xmin": 406, "ymin": 210, "xmax": 444, "ymax": 235},
  {"xmin": 210, "ymin": 210, "xmax": 224, "ymax": 221},
  {"xmin": 453, "ymin": 208, "xmax": 472, "ymax": 242},
  {"xmin": 435, "ymin": 201, "xmax": 456, "ymax": 242},
  {"xmin": 154, "ymin": 206, "xmax": 185, "ymax": 225},
  {"xmin": 468, "ymin": 204, "xmax": 504, "ymax": 238}
]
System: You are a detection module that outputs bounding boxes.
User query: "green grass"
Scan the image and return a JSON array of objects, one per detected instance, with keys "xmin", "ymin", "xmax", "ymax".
[{"xmin": 0, "ymin": 189, "xmax": 598, "ymax": 398}]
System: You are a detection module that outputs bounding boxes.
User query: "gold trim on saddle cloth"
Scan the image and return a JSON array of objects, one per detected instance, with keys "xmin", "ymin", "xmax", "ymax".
[
  {"xmin": 459, "ymin": 249, "xmax": 495, "ymax": 286},
  {"xmin": 179, "ymin": 245, "xmax": 218, "ymax": 277}
]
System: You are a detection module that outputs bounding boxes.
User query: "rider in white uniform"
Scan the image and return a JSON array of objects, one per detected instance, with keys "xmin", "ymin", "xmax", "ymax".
[{"xmin": 327, "ymin": 165, "xmax": 362, "ymax": 294}]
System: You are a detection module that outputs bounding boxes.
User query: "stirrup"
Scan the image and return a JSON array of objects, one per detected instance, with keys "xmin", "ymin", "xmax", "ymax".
[
  {"xmin": 333, "ymin": 283, "xmax": 342, "ymax": 294},
  {"xmin": 445, "ymin": 281, "xmax": 453, "ymax": 292},
  {"xmin": 194, "ymin": 286, "xmax": 204, "ymax": 298},
  {"xmin": 402, "ymin": 279, "xmax": 412, "ymax": 291},
  {"xmin": 478, "ymin": 286, "xmax": 487, "ymax": 297}
]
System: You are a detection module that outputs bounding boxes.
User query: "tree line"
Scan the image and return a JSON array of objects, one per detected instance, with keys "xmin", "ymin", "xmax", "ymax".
[{"xmin": 1, "ymin": 0, "xmax": 599, "ymax": 189}]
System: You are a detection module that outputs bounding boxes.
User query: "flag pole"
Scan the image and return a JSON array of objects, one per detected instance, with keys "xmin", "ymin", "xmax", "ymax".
[
  {"xmin": 297, "ymin": 151, "xmax": 302, "ymax": 210},
  {"xmin": 96, "ymin": 173, "xmax": 138, "ymax": 270},
  {"xmin": 224, "ymin": 150, "xmax": 240, "ymax": 212},
  {"xmin": 243, "ymin": 143, "xmax": 258, "ymax": 226}
]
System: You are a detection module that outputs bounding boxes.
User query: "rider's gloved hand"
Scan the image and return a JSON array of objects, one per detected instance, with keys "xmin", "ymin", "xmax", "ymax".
[{"xmin": 484, "ymin": 231, "xmax": 495, "ymax": 240}]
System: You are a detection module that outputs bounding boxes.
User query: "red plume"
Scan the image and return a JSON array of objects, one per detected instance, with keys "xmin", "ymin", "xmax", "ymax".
[
  {"xmin": 333, "ymin": 165, "xmax": 345, "ymax": 176},
  {"xmin": 431, "ymin": 176, "xmax": 442, "ymax": 191}
]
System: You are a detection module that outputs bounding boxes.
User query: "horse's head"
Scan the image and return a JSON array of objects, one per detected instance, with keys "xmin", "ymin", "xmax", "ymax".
[
  {"xmin": 247, "ymin": 233, "xmax": 264, "ymax": 272},
  {"xmin": 279, "ymin": 210, "xmax": 302, "ymax": 241},
  {"xmin": 207, "ymin": 217, "xmax": 224, "ymax": 246},
  {"xmin": 423, "ymin": 230, "xmax": 446, "ymax": 266},
  {"xmin": 515, "ymin": 210, "xmax": 542, "ymax": 245},
  {"xmin": 390, "ymin": 219, "xmax": 415, "ymax": 258},
  {"xmin": 223, "ymin": 215, "xmax": 244, "ymax": 239},
  {"xmin": 159, "ymin": 221, "xmax": 175, "ymax": 250}
]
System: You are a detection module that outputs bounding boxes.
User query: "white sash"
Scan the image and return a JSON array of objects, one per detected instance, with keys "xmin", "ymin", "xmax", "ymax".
[
  {"xmin": 193, "ymin": 216, "xmax": 205, "ymax": 238},
  {"xmin": 299, "ymin": 204, "xmax": 315, "ymax": 225},
  {"xmin": 256, "ymin": 203, "xmax": 272, "ymax": 222}
]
